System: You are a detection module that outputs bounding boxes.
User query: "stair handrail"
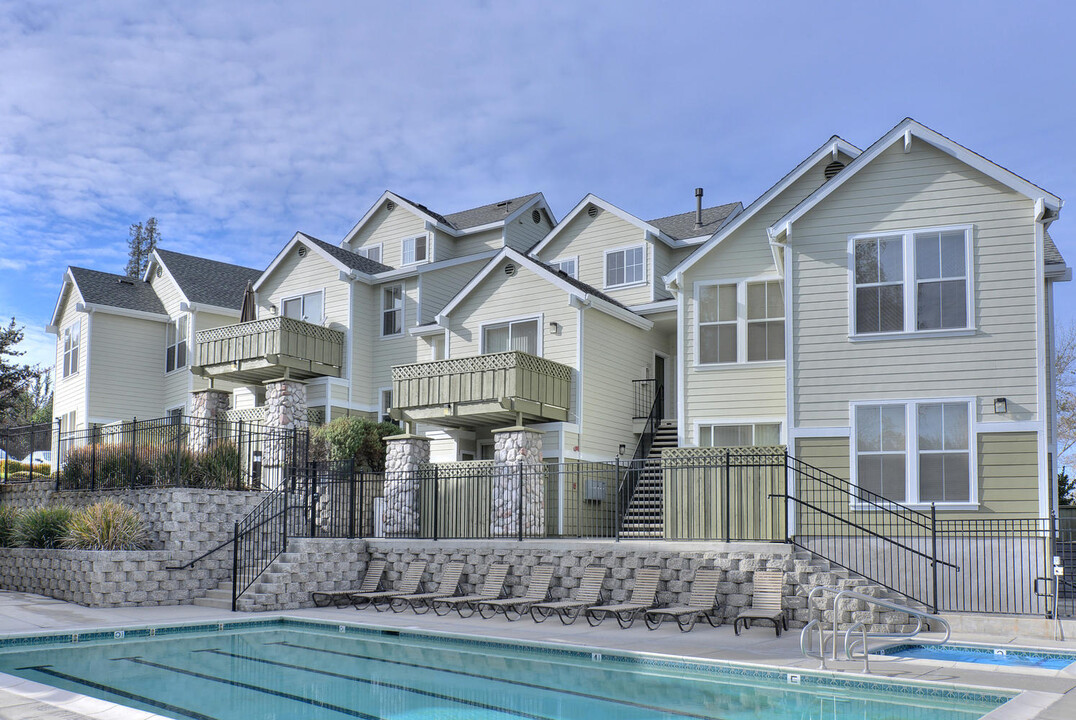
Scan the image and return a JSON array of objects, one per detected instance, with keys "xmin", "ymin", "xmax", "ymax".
[{"xmin": 618, "ymin": 385, "xmax": 664, "ymax": 529}]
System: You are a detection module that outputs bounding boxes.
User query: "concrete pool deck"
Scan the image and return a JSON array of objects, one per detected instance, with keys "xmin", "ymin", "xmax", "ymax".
[{"xmin": 0, "ymin": 591, "xmax": 1073, "ymax": 720}]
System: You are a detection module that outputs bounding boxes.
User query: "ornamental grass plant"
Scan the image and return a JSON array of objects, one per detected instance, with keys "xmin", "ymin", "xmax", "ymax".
[
  {"xmin": 13, "ymin": 506, "xmax": 73, "ymax": 548},
  {"xmin": 62, "ymin": 499, "xmax": 149, "ymax": 551}
]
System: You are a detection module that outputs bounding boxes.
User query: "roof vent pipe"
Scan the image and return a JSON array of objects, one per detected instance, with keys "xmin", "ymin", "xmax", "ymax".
[{"xmin": 694, "ymin": 187, "xmax": 704, "ymax": 228}]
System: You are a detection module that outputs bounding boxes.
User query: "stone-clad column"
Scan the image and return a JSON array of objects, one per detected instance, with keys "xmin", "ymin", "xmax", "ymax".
[
  {"xmin": 382, "ymin": 434, "xmax": 430, "ymax": 537},
  {"xmin": 189, "ymin": 389, "xmax": 230, "ymax": 451},
  {"xmin": 490, "ymin": 426, "xmax": 545, "ymax": 537},
  {"xmin": 264, "ymin": 379, "xmax": 308, "ymax": 431}
]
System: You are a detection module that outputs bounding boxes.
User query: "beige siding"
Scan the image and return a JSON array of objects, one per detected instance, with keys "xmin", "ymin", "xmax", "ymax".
[
  {"xmin": 364, "ymin": 278, "xmax": 425, "ymax": 408},
  {"xmin": 87, "ymin": 313, "xmax": 165, "ymax": 422},
  {"xmin": 449, "ymin": 228, "xmax": 503, "ymax": 259},
  {"xmin": 446, "ymin": 262, "xmax": 578, "ymax": 418},
  {"xmin": 258, "ymin": 244, "xmax": 349, "ymax": 329},
  {"xmin": 651, "ymin": 242, "xmax": 676, "ymax": 301},
  {"xmin": 792, "ymin": 141, "xmax": 1039, "ymax": 427},
  {"xmin": 533, "ymin": 207, "xmax": 653, "ymax": 306},
  {"xmin": 346, "ymin": 203, "xmax": 428, "ymax": 268},
  {"xmin": 418, "ymin": 259, "xmax": 486, "ymax": 324},
  {"xmin": 53, "ymin": 286, "xmax": 86, "ymax": 430},
  {"xmin": 504, "ymin": 208, "xmax": 554, "ymax": 254},
  {"xmin": 795, "ymin": 432, "xmax": 1040, "ymax": 519},
  {"xmin": 580, "ymin": 308, "xmax": 662, "ymax": 457}
]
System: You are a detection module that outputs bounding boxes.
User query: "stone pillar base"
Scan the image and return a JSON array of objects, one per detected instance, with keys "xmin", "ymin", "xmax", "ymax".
[
  {"xmin": 382, "ymin": 434, "xmax": 430, "ymax": 537},
  {"xmin": 189, "ymin": 389, "xmax": 230, "ymax": 451},
  {"xmin": 491, "ymin": 425, "xmax": 545, "ymax": 537}
]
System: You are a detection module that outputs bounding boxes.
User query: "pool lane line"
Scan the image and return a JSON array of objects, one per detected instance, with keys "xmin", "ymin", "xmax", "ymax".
[
  {"xmin": 269, "ymin": 640, "xmax": 723, "ymax": 720},
  {"xmin": 114, "ymin": 656, "xmax": 383, "ymax": 720},
  {"xmin": 198, "ymin": 648, "xmax": 555, "ymax": 720},
  {"xmin": 15, "ymin": 665, "xmax": 219, "ymax": 720}
]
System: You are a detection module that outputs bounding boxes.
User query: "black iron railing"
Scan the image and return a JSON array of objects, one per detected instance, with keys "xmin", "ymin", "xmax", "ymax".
[
  {"xmin": 618, "ymin": 386, "xmax": 663, "ymax": 532},
  {"xmin": 231, "ymin": 485, "xmax": 289, "ymax": 611},
  {"xmin": 632, "ymin": 379, "xmax": 656, "ymax": 419},
  {"xmin": 0, "ymin": 421, "xmax": 53, "ymax": 482},
  {"xmin": 53, "ymin": 415, "xmax": 308, "ymax": 491}
]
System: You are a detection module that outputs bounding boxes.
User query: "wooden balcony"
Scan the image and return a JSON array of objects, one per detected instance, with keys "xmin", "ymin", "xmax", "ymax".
[
  {"xmin": 192, "ymin": 316, "xmax": 345, "ymax": 384},
  {"xmin": 392, "ymin": 351, "xmax": 572, "ymax": 428}
]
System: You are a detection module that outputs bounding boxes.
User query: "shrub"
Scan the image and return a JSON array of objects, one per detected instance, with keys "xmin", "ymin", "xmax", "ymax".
[
  {"xmin": 310, "ymin": 417, "xmax": 400, "ymax": 470},
  {"xmin": 62, "ymin": 500, "xmax": 149, "ymax": 551},
  {"xmin": 189, "ymin": 441, "xmax": 240, "ymax": 489},
  {"xmin": 14, "ymin": 506, "xmax": 73, "ymax": 548},
  {"xmin": 0, "ymin": 506, "xmax": 19, "ymax": 547}
]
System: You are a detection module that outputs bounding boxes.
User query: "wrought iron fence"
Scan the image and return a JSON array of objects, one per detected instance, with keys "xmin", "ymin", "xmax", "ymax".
[
  {"xmin": 54, "ymin": 415, "xmax": 309, "ymax": 491},
  {"xmin": 632, "ymin": 379, "xmax": 656, "ymax": 419},
  {"xmin": 231, "ymin": 485, "xmax": 289, "ymax": 611},
  {"xmin": 0, "ymin": 422, "xmax": 53, "ymax": 482}
]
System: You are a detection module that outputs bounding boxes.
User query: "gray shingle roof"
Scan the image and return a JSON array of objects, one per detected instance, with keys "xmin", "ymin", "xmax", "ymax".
[
  {"xmin": 647, "ymin": 201, "xmax": 742, "ymax": 240},
  {"xmin": 527, "ymin": 257, "xmax": 631, "ymax": 311},
  {"xmin": 1045, "ymin": 230, "xmax": 1066, "ymax": 266},
  {"xmin": 156, "ymin": 249, "xmax": 263, "ymax": 311},
  {"xmin": 69, "ymin": 267, "xmax": 167, "ymax": 316},
  {"xmin": 298, "ymin": 233, "xmax": 394, "ymax": 274},
  {"xmin": 442, "ymin": 193, "xmax": 543, "ymax": 230}
]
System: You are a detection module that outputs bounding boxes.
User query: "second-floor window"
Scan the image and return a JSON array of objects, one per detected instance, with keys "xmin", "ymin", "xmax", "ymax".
[
  {"xmin": 482, "ymin": 318, "xmax": 539, "ymax": 355},
  {"xmin": 382, "ymin": 284, "xmax": 403, "ymax": 336},
  {"xmin": 550, "ymin": 257, "xmax": 577, "ymax": 279},
  {"xmin": 402, "ymin": 235, "xmax": 428, "ymax": 265},
  {"xmin": 746, "ymin": 280, "xmax": 784, "ymax": 361},
  {"xmin": 698, "ymin": 422, "xmax": 780, "ymax": 448},
  {"xmin": 852, "ymin": 226, "xmax": 971, "ymax": 336},
  {"xmin": 605, "ymin": 246, "xmax": 645, "ymax": 288},
  {"xmin": 62, "ymin": 323, "xmax": 80, "ymax": 378},
  {"xmin": 281, "ymin": 291, "xmax": 323, "ymax": 324},
  {"xmin": 356, "ymin": 245, "xmax": 382, "ymax": 264},
  {"xmin": 166, "ymin": 315, "xmax": 189, "ymax": 373},
  {"xmin": 697, "ymin": 279, "xmax": 784, "ymax": 365}
]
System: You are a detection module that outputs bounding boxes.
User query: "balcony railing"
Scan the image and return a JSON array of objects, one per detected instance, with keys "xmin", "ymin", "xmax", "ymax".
[
  {"xmin": 392, "ymin": 351, "xmax": 572, "ymax": 427},
  {"xmin": 193, "ymin": 316, "xmax": 345, "ymax": 384}
]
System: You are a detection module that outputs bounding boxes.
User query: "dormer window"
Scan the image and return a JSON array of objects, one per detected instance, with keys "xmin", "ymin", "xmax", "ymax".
[
  {"xmin": 357, "ymin": 245, "xmax": 382, "ymax": 264},
  {"xmin": 402, "ymin": 235, "xmax": 429, "ymax": 265}
]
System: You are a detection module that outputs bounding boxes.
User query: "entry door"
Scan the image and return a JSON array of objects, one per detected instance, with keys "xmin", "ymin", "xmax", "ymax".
[{"xmin": 653, "ymin": 355, "xmax": 666, "ymax": 420}]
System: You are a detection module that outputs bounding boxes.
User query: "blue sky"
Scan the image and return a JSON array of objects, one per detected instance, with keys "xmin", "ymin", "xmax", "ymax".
[{"xmin": 2, "ymin": 0, "xmax": 1074, "ymax": 370}]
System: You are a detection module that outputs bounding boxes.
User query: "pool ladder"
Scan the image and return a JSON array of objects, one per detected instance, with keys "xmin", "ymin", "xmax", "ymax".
[{"xmin": 800, "ymin": 586, "xmax": 951, "ymax": 673}]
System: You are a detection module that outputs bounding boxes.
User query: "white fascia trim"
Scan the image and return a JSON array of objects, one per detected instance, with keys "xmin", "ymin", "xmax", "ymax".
[
  {"xmin": 975, "ymin": 420, "xmax": 1043, "ymax": 434},
  {"xmin": 1035, "ymin": 218, "xmax": 1051, "ymax": 517},
  {"xmin": 1045, "ymin": 263, "xmax": 1071, "ymax": 281},
  {"xmin": 76, "ymin": 303, "xmax": 170, "ymax": 323},
  {"xmin": 675, "ymin": 285, "xmax": 685, "ymax": 446},
  {"xmin": 372, "ymin": 249, "xmax": 499, "ymax": 282},
  {"xmin": 667, "ymin": 137, "xmax": 862, "ymax": 281},
  {"xmin": 629, "ymin": 299, "xmax": 677, "ymax": 315},
  {"xmin": 769, "ymin": 119, "xmax": 1062, "ymax": 240},
  {"xmin": 146, "ymin": 250, "xmax": 193, "ymax": 309},
  {"xmin": 50, "ymin": 270, "xmax": 81, "ymax": 328},
  {"xmin": 254, "ymin": 233, "xmax": 352, "ymax": 292},
  {"xmin": 528, "ymin": 194, "xmax": 676, "ymax": 256},
  {"xmin": 180, "ymin": 302, "xmax": 240, "ymax": 317},
  {"xmin": 409, "ymin": 323, "xmax": 445, "ymax": 338},
  {"xmin": 342, "ymin": 191, "xmax": 459, "ymax": 247},
  {"xmin": 789, "ymin": 426, "xmax": 851, "ymax": 439}
]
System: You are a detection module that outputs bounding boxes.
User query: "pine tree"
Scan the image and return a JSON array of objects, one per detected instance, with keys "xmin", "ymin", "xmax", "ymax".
[
  {"xmin": 0, "ymin": 319, "xmax": 37, "ymax": 426},
  {"xmin": 125, "ymin": 217, "xmax": 161, "ymax": 278}
]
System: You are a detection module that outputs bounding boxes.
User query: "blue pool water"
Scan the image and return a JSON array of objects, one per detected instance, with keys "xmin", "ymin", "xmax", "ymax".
[
  {"xmin": 880, "ymin": 643, "xmax": 1076, "ymax": 669},
  {"xmin": 0, "ymin": 620, "xmax": 1009, "ymax": 720}
]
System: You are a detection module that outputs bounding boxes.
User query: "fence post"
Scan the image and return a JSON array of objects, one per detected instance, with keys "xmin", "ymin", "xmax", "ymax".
[
  {"xmin": 348, "ymin": 459, "xmax": 357, "ymax": 539},
  {"xmin": 282, "ymin": 477, "xmax": 289, "ymax": 544},
  {"xmin": 231, "ymin": 520, "xmax": 240, "ymax": 612},
  {"xmin": 615, "ymin": 456, "xmax": 621, "ymax": 542},
  {"xmin": 930, "ymin": 503, "xmax": 939, "ymax": 615},
  {"xmin": 723, "ymin": 450, "xmax": 731, "ymax": 544},
  {"xmin": 236, "ymin": 419, "xmax": 244, "ymax": 490},
  {"xmin": 28, "ymin": 422, "xmax": 34, "ymax": 478},
  {"xmin": 90, "ymin": 424, "xmax": 97, "ymax": 491},
  {"xmin": 358, "ymin": 470, "xmax": 366, "ymax": 538},
  {"xmin": 518, "ymin": 460, "xmax": 524, "ymax": 542},
  {"xmin": 1048, "ymin": 513, "xmax": 1058, "ymax": 620},
  {"xmin": 782, "ymin": 449, "xmax": 790, "ymax": 542},
  {"xmin": 310, "ymin": 461, "xmax": 319, "ymax": 538},
  {"xmin": 129, "ymin": 418, "xmax": 137, "ymax": 488},
  {"xmin": 432, "ymin": 465, "xmax": 440, "ymax": 542}
]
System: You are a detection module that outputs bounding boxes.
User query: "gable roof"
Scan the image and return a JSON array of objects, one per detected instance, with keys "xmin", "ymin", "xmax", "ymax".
[
  {"xmin": 152, "ymin": 249, "xmax": 263, "ymax": 311},
  {"xmin": 1045, "ymin": 230, "xmax": 1066, "ymax": 266},
  {"xmin": 769, "ymin": 118, "xmax": 1063, "ymax": 241},
  {"xmin": 647, "ymin": 201, "xmax": 743, "ymax": 241},
  {"xmin": 666, "ymin": 136, "xmax": 862, "ymax": 282},
  {"xmin": 254, "ymin": 232, "xmax": 393, "ymax": 292},
  {"xmin": 437, "ymin": 247, "xmax": 651, "ymax": 330},
  {"xmin": 528, "ymin": 194, "xmax": 679, "ymax": 256},
  {"xmin": 343, "ymin": 190, "xmax": 553, "ymax": 245},
  {"xmin": 68, "ymin": 267, "xmax": 167, "ymax": 316}
]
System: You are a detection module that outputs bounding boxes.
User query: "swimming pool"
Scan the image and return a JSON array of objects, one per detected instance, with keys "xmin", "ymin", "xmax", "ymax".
[
  {"xmin": 0, "ymin": 619, "xmax": 1012, "ymax": 720},
  {"xmin": 879, "ymin": 643, "xmax": 1076, "ymax": 670}
]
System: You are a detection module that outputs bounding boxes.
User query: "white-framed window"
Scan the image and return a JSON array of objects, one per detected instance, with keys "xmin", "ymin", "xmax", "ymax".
[
  {"xmin": 402, "ymin": 235, "xmax": 429, "ymax": 265},
  {"xmin": 380, "ymin": 388, "xmax": 393, "ymax": 423},
  {"xmin": 696, "ymin": 279, "xmax": 784, "ymax": 365},
  {"xmin": 62, "ymin": 323, "xmax": 80, "ymax": 378},
  {"xmin": 852, "ymin": 399, "xmax": 974, "ymax": 506},
  {"xmin": 429, "ymin": 334, "xmax": 445, "ymax": 361},
  {"xmin": 850, "ymin": 225, "xmax": 972, "ymax": 336},
  {"xmin": 381, "ymin": 284, "xmax": 404, "ymax": 337},
  {"xmin": 58, "ymin": 410, "xmax": 77, "ymax": 457},
  {"xmin": 356, "ymin": 244, "xmax": 382, "ymax": 264},
  {"xmin": 604, "ymin": 245, "xmax": 645, "ymax": 288},
  {"xmin": 165, "ymin": 315, "xmax": 189, "ymax": 373},
  {"xmin": 281, "ymin": 291, "xmax": 324, "ymax": 324},
  {"xmin": 481, "ymin": 317, "xmax": 540, "ymax": 356},
  {"xmin": 698, "ymin": 422, "xmax": 781, "ymax": 448},
  {"xmin": 550, "ymin": 257, "xmax": 578, "ymax": 279},
  {"xmin": 166, "ymin": 406, "xmax": 184, "ymax": 426}
]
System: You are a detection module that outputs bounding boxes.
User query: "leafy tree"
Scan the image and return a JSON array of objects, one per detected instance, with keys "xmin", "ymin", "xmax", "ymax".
[
  {"xmin": 125, "ymin": 217, "xmax": 161, "ymax": 278},
  {"xmin": 310, "ymin": 417, "xmax": 401, "ymax": 471},
  {"xmin": 0, "ymin": 319, "xmax": 37, "ymax": 426},
  {"xmin": 1060, "ymin": 469, "xmax": 1075, "ymax": 508},
  {"xmin": 5, "ymin": 369, "xmax": 51, "ymax": 426},
  {"xmin": 1056, "ymin": 320, "xmax": 1076, "ymax": 468}
]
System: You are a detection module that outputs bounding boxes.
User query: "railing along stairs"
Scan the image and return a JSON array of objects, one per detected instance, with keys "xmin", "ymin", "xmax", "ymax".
[
  {"xmin": 617, "ymin": 385, "xmax": 664, "ymax": 537},
  {"xmin": 800, "ymin": 586, "xmax": 951, "ymax": 673}
]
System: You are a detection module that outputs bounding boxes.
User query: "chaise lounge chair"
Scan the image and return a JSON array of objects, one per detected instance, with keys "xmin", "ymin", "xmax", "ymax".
[
  {"xmin": 733, "ymin": 570, "xmax": 787, "ymax": 636},
  {"xmin": 644, "ymin": 568, "xmax": 722, "ymax": 632},
  {"xmin": 310, "ymin": 559, "xmax": 386, "ymax": 608},
  {"xmin": 585, "ymin": 567, "xmax": 661, "ymax": 629},
  {"xmin": 476, "ymin": 564, "xmax": 555, "ymax": 620},
  {"xmin": 529, "ymin": 565, "xmax": 608, "ymax": 625},
  {"xmin": 389, "ymin": 561, "xmax": 466, "ymax": 614},
  {"xmin": 349, "ymin": 559, "xmax": 428, "ymax": 610},
  {"xmin": 431, "ymin": 562, "xmax": 510, "ymax": 618}
]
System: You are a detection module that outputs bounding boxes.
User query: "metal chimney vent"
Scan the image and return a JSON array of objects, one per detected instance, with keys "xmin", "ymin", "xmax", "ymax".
[
  {"xmin": 824, "ymin": 161, "xmax": 845, "ymax": 180},
  {"xmin": 694, "ymin": 187, "xmax": 704, "ymax": 228}
]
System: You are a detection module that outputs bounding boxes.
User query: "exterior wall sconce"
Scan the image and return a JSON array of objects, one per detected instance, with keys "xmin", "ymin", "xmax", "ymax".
[
  {"xmin": 549, "ymin": 321, "xmax": 560, "ymax": 334},
  {"xmin": 994, "ymin": 397, "xmax": 1008, "ymax": 414},
  {"xmin": 618, "ymin": 443, "xmax": 626, "ymax": 456}
]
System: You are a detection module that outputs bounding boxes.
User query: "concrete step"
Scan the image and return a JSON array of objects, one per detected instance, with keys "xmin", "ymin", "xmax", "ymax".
[{"xmin": 191, "ymin": 596, "xmax": 232, "ymax": 610}]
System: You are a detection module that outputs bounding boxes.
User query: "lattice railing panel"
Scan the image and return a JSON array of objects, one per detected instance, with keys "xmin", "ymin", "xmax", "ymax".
[{"xmin": 392, "ymin": 351, "xmax": 572, "ymax": 382}]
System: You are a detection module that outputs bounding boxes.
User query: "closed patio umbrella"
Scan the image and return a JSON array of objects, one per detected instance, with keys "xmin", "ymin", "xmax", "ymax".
[{"xmin": 240, "ymin": 281, "xmax": 257, "ymax": 322}]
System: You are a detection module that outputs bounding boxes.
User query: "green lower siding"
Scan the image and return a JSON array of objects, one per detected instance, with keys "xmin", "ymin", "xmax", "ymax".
[{"xmin": 794, "ymin": 432, "xmax": 1041, "ymax": 519}]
